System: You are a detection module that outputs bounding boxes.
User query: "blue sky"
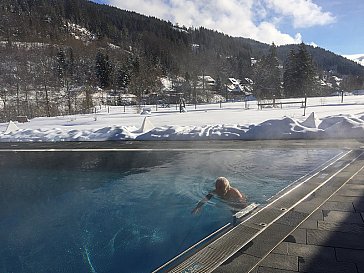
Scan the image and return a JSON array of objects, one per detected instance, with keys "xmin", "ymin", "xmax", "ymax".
[{"xmin": 91, "ymin": 0, "xmax": 363, "ymax": 55}]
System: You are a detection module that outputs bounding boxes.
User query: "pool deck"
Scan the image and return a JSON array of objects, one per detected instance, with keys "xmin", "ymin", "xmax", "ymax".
[
  {"xmin": 163, "ymin": 144, "xmax": 364, "ymax": 273},
  {"xmin": 250, "ymin": 169, "xmax": 364, "ymax": 273},
  {"xmin": 215, "ymin": 149, "xmax": 364, "ymax": 273}
]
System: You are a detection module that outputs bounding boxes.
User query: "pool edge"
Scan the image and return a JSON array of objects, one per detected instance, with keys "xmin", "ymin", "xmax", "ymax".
[{"xmin": 162, "ymin": 148, "xmax": 364, "ymax": 273}]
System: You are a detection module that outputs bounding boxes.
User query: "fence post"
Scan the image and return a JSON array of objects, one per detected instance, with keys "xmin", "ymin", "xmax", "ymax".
[
  {"xmin": 303, "ymin": 94, "xmax": 307, "ymax": 116},
  {"xmin": 273, "ymin": 95, "xmax": 275, "ymax": 108}
]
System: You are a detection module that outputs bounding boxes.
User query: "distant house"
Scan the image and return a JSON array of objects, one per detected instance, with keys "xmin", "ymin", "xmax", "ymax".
[
  {"xmin": 197, "ymin": 75, "xmax": 216, "ymax": 89},
  {"xmin": 226, "ymin": 77, "xmax": 253, "ymax": 96},
  {"xmin": 352, "ymin": 90, "xmax": 364, "ymax": 95},
  {"xmin": 251, "ymin": 57, "xmax": 257, "ymax": 66},
  {"xmin": 191, "ymin": 44, "xmax": 200, "ymax": 53},
  {"xmin": 105, "ymin": 90, "xmax": 137, "ymax": 105}
]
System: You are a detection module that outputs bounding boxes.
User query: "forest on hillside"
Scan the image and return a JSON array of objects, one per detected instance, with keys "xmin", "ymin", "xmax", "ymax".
[{"xmin": 0, "ymin": 0, "xmax": 364, "ymax": 122}]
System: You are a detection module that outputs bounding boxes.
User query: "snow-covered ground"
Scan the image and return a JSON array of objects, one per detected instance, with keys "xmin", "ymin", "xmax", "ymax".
[{"xmin": 0, "ymin": 95, "xmax": 364, "ymax": 142}]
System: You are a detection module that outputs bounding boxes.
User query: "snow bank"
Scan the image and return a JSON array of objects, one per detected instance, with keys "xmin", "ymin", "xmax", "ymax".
[{"xmin": 1, "ymin": 112, "xmax": 363, "ymax": 142}]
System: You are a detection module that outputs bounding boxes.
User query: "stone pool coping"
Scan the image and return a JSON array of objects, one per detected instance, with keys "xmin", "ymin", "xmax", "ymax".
[
  {"xmin": 0, "ymin": 139, "xmax": 362, "ymax": 151},
  {"xmin": 163, "ymin": 147, "xmax": 364, "ymax": 273},
  {"xmin": 248, "ymin": 156, "xmax": 364, "ymax": 273}
]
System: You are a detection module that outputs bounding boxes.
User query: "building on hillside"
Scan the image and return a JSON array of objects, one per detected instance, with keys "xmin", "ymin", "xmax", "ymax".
[
  {"xmin": 197, "ymin": 75, "xmax": 216, "ymax": 89},
  {"xmin": 352, "ymin": 89, "xmax": 364, "ymax": 95},
  {"xmin": 318, "ymin": 73, "xmax": 344, "ymax": 96},
  {"xmin": 192, "ymin": 75, "xmax": 217, "ymax": 103},
  {"xmin": 226, "ymin": 77, "xmax": 253, "ymax": 98},
  {"xmin": 251, "ymin": 57, "xmax": 257, "ymax": 66},
  {"xmin": 105, "ymin": 89, "xmax": 137, "ymax": 105}
]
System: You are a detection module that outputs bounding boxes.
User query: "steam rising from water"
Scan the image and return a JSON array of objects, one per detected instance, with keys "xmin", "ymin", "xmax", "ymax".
[{"xmin": 0, "ymin": 148, "xmax": 342, "ymax": 272}]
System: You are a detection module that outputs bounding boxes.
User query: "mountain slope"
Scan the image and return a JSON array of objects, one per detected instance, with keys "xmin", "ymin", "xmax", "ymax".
[{"xmin": 1, "ymin": 0, "xmax": 363, "ymax": 77}]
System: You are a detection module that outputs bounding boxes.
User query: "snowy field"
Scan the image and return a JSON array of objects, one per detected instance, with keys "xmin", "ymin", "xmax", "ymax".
[{"xmin": 0, "ymin": 95, "xmax": 364, "ymax": 142}]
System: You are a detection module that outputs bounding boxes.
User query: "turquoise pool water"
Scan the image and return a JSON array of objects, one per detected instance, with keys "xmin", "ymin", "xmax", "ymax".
[{"xmin": 0, "ymin": 148, "xmax": 342, "ymax": 273}]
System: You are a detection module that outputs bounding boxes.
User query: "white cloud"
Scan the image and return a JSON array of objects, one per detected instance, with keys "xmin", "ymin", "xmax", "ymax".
[
  {"xmin": 264, "ymin": 0, "xmax": 336, "ymax": 28},
  {"xmin": 107, "ymin": 0, "xmax": 334, "ymax": 46},
  {"xmin": 253, "ymin": 22, "xmax": 302, "ymax": 45}
]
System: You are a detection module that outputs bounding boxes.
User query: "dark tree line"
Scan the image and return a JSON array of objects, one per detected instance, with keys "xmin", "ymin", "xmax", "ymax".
[
  {"xmin": 252, "ymin": 42, "xmax": 364, "ymax": 100},
  {"xmin": 2, "ymin": 0, "xmax": 361, "ymax": 83}
]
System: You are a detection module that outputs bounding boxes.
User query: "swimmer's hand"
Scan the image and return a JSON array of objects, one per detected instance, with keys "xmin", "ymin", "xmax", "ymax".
[
  {"xmin": 191, "ymin": 192, "xmax": 214, "ymax": 215},
  {"xmin": 191, "ymin": 206, "xmax": 202, "ymax": 215}
]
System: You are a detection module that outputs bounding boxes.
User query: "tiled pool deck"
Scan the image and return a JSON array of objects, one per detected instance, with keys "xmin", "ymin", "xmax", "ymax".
[
  {"xmin": 216, "ymin": 149, "xmax": 364, "ymax": 273},
  {"xmin": 252, "ymin": 169, "xmax": 364, "ymax": 273},
  {"xmin": 0, "ymin": 140, "xmax": 363, "ymax": 273},
  {"xmin": 165, "ymin": 145, "xmax": 364, "ymax": 273}
]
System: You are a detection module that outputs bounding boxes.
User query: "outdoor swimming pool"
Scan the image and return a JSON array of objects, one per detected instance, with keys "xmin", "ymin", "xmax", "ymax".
[{"xmin": 0, "ymin": 147, "xmax": 343, "ymax": 273}]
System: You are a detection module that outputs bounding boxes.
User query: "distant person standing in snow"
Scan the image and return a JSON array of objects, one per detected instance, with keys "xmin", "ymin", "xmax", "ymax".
[
  {"xmin": 179, "ymin": 98, "xmax": 186, "ymax": 113},
  {"xmin": 192, "ymin": 177, "xmax": 247, "ymax": 214}
]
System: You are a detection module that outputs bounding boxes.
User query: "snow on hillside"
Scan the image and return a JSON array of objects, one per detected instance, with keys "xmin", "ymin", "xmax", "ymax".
[
  {"xmin": 344, "ymin": 54, "xmax": 364, "ymax": 66},
  {"xmin": 0, "ymin": 41, "xmax": 50, "ymax": 49},
  {"xmin": 0, "ymin": 96, "xmax": 364, "ymax": 142},
  {"xmin": 66, "ymin": 22, "xmax": 96, "ymax": 42}
]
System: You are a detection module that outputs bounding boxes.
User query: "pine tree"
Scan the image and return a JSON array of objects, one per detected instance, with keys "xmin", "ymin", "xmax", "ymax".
[
  {"xmin": 56, "ymin": 48, "xmax": 67, "ymax": 81},
  {"xmin": 115, "ymin": 65, "xmax": 130, "ymax": 92},
  {"xmin": 283, "ymin": 49, "xmax": 297, "ymax": 98},
  {"xmin": 283, "ymin": 43, "xmax": 318, "ymax": 98},
  {"xmin": 266, "ymin": 43, "xmax": 282, "ymax": 97},
  {"xmin": 95, "ymin": 51, "xmax": 112, "ymax": 89},
  {"xmin": 296, "ymin": 43, "xmax": 317, "ymax": 97},
  {"xmin": 253, "ymin": 43, "xmax": 281, "ymax": 99}
]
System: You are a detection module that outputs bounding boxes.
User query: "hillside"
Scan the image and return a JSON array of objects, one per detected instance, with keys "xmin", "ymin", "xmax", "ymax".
[
  {"xmin": 0, "ymin": 0, "xmax": 363, "ymax": 122},
  {"xmin": 1, "ymin": 0, "xmax": 363, "ymax": 75}
]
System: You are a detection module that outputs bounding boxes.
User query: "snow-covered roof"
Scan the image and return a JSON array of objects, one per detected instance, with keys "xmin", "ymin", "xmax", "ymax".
[
  {"xmin": 227, "ymin": 78, "xmax": 252, "ymax": 95},
  {"xmin": 160, "ymin": 77, "xmax": 173, "ymax": 92},
  {"xmin": 228, "ymin": 78, "xmax": 239, "ymax": 85},
  {"xmin": 198, "ymin": 75, "xmax": 215, "ymax": 83}
]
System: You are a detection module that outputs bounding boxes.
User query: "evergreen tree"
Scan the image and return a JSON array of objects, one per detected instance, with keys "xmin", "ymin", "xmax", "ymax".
[
  {"xmin": 296, "ymin": 43, "xmax": 317, "ymax": 97},
  {"xmin": 55, "ymin": 47, "xmax": 75, "ymax": 87},
  {"xmin": 67, "ymin": 47, "xmax": 75, "ymax": 78},
  {"xmin": 95, "ymin": 51, "xmax": 112, "ymax": 89},
  {"xmin": 266, "ymin": 43, "xmax": 282, "ymax": 97},
  {"xmin": 283, "ymin": 43, "xmax": 318, "ymax": 98},
  {"xmin": 283, "ymin": 49, "xmax": 297, "ymax": 97},
  {"xmin": 56, "ymin": 48, "xmax": 67, "ymax": 81},
  {"xmin": 253, "ymin": 43, "xmax": 281, "ymax": 99},
  {"xmin": 115, "ymin": 65, "xmax": 130, "ymax": 92}
]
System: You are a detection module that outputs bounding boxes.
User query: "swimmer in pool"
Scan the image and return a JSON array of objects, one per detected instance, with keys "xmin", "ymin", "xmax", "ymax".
[{"xmin": 191, "ymin": 177, "xmax": 247, "ymax": 214}]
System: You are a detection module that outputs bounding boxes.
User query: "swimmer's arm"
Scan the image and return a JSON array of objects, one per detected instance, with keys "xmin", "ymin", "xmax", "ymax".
[
  {"xmin": 231, "ymin": 189, "xmax": 248, "ymax": 207},
  {"xmin": 191, "ymin": 191, "xmax": 214, "ymax": 214}
]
